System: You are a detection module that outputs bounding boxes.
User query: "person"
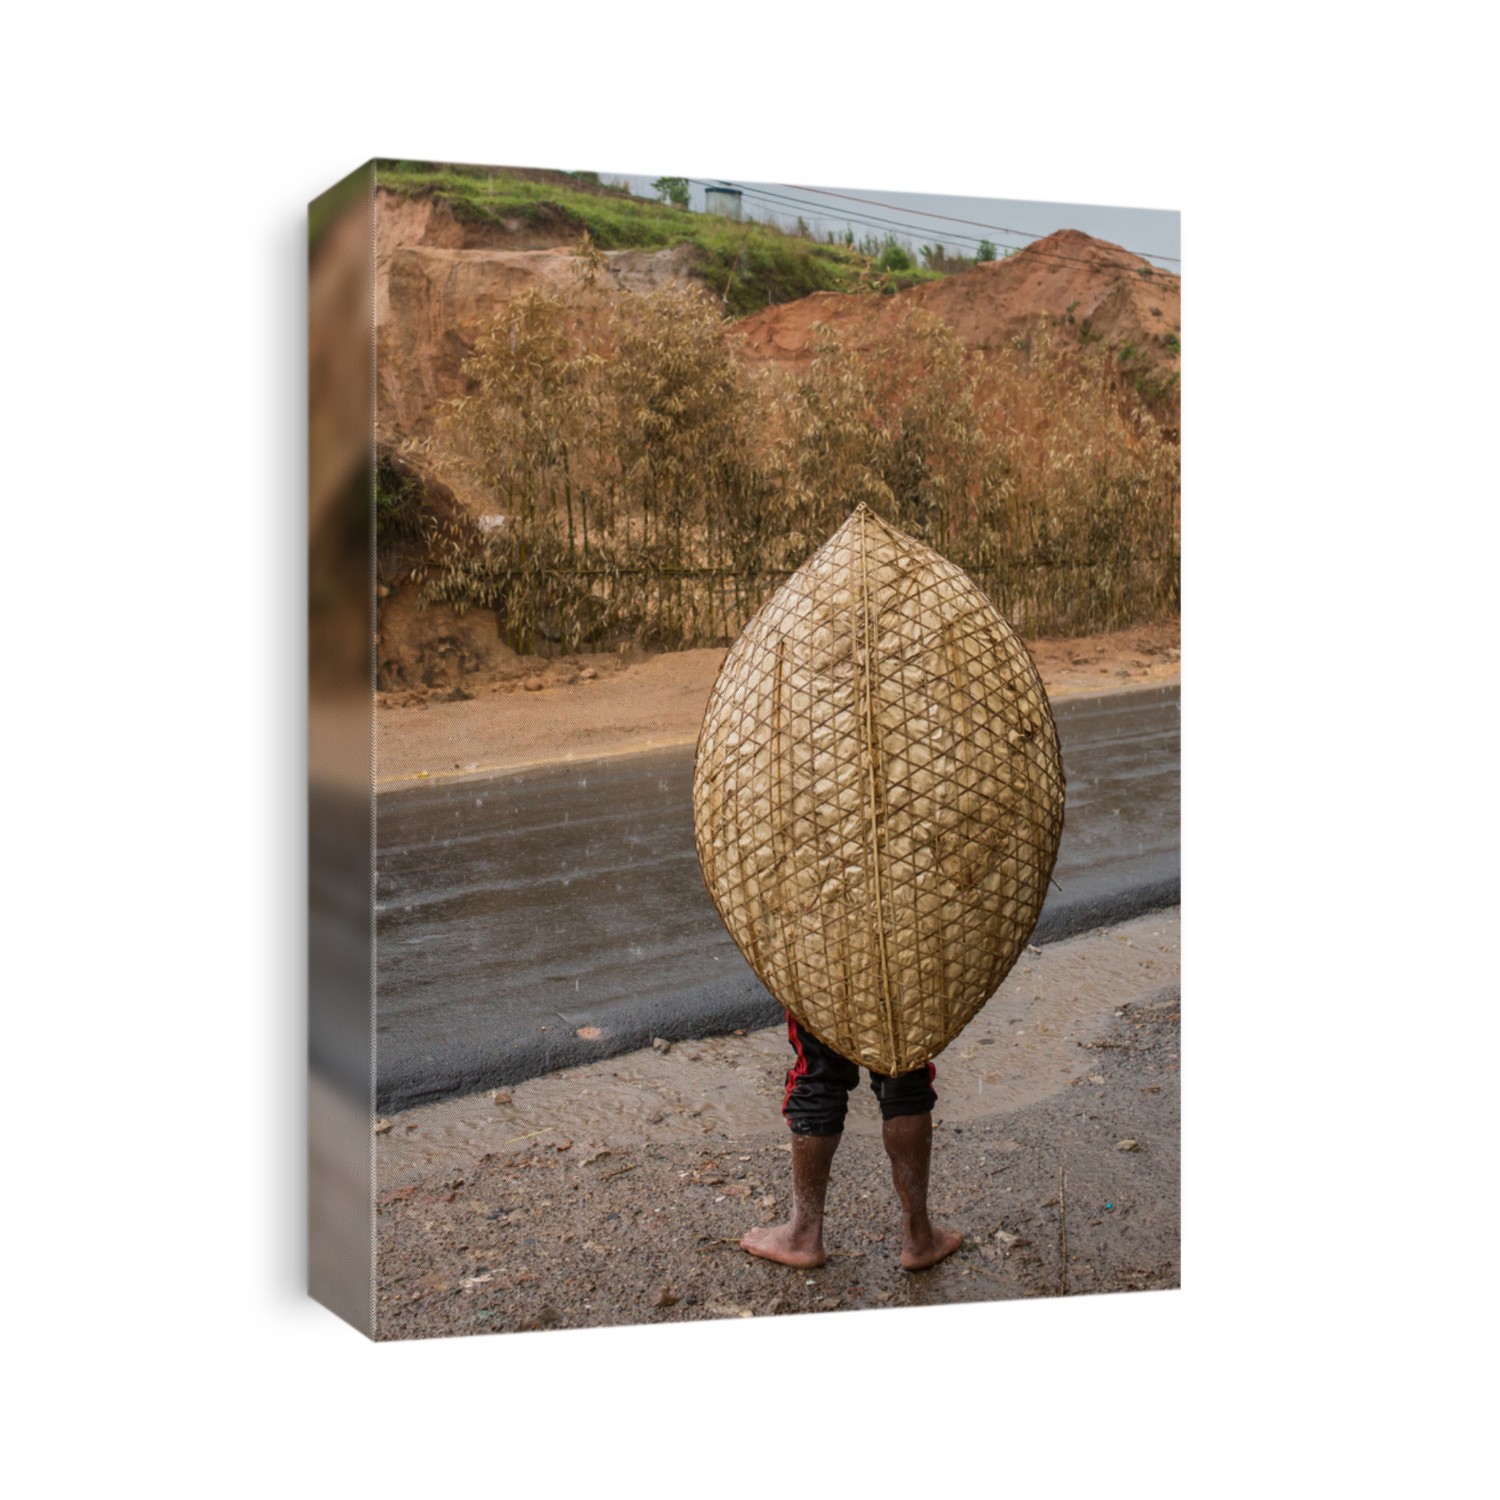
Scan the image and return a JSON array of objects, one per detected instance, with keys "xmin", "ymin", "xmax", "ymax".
[{"xmin": 740, "ymin": 1013, "xmax": 963, "ymax": 1271}]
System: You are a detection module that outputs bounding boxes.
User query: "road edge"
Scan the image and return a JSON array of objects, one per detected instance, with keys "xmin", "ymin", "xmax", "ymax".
[{"xmin": 375, "ymin": 880, "xmax": 1181, "ymax": 1114}]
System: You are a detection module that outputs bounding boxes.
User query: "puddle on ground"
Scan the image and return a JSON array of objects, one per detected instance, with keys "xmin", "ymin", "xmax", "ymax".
[{"xmin": 378, "ymin": 909, "xmax": 1179, "ymax": 1189}]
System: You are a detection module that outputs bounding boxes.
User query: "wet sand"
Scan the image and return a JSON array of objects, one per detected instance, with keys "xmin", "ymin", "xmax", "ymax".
[{"xmin": 375, "ymin": 910, "xmax": 1180, "ymax": 1338}]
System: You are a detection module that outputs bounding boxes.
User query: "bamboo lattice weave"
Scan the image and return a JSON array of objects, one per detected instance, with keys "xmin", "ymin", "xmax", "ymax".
[{"xmin": 692, "ymin": 504, "xmax": 1066, "ymax": 1074}]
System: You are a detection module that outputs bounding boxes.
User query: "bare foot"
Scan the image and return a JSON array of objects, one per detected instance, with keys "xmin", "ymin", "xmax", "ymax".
[
  {"xmin": 740, "ymin": 1222, "xmax": 826, "ymax": 1268},
  {"xmin": 901, "ymin": 1225, "xmax": 963, "ymax": 1271}
]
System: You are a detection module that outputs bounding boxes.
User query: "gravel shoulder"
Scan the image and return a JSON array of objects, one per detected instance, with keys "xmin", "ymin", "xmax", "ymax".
[
  {"xmin": 374, "ymin": 910, "xmax": 1180, "ymax": 1339},
  {"xmin": 373, "ymin": 619, "xmax": 1179, "ymax": 785}
]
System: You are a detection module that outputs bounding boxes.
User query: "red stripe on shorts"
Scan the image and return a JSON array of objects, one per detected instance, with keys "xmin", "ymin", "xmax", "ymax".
[{"xmin": 782, "ymin": 1014, "xmax": 809, "ymax": 1116}]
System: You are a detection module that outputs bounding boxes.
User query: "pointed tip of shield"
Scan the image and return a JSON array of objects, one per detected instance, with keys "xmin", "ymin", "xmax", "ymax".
[{"xmin": 845, "ymin": 501, "xmax": 903, "ymax": 542}]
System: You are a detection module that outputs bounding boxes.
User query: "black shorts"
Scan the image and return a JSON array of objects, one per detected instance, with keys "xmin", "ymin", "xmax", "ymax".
[{"xmin": 781, "ymin": 1013, "xmax": 937, "ymax": 1136}]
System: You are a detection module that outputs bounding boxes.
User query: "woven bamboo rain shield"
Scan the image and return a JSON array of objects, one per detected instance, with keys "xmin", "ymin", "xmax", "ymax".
[{"xmin": 693, "ymin": 504, "xmax": 1065, "ymax": 1074}]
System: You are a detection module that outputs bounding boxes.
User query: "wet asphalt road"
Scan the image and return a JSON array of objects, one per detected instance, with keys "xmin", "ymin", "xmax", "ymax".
[{"xmin": 374, "ymin": 684, "xmax": 1179, "ymax": 1110}]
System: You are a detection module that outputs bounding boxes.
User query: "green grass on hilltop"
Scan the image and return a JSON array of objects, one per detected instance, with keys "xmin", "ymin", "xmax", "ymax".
[{"xmin": 376, "ymin": 161, "xmax": 941, "ymax": 317}]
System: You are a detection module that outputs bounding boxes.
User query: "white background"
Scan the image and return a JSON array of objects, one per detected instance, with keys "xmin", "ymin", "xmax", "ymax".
[{"xmin": 4, "ymin": 3, "xmax": 1492, "ymax": 1494}]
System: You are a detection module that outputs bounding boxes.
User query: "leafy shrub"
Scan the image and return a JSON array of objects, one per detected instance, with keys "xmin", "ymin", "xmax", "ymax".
[{"xmin": 877, "ymin": 239, "xmax": 914, "ymax": 273}]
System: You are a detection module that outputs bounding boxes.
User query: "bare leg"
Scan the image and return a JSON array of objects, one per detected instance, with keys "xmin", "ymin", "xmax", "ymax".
[
  {"xmin": 740, "ymin": 1132, "xmax": 840, "ymax": 1268},
  {"xmin": 883, "ymin": 1114, "xmax": 963, "ymax": 1270}
]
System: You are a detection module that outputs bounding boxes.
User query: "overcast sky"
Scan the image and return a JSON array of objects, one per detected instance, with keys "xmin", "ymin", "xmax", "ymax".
[{"xmin": 609, "ymin": 170, "xmax": 1180, "ymax": 271}]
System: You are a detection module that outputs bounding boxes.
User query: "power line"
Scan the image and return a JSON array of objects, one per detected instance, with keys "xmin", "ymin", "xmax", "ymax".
[
  {"xmin": 783, "ymin": 181, "xmax": 1181, "ymax": 266},
  {"xmin": 693, "ymin": 179, "xmax": 1180, "ymax": 280},
  {"xmin": 782, "ymin": 182, "xmax": 1116, "ymax": 252},
  {"xmin": 698, "ymin": 180, "xmax": 1009, "ymax": 257},
  {"xmin": 748, "ymin": 183, "xmax": 1177, "ymax": 276},
  {"xmin": 694, "ymin": 178, "xmax": 1003, "ymax": 252}
]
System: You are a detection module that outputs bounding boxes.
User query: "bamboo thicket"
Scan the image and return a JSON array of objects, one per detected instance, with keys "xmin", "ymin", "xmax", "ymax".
[{"xmin": 408, "ymin": 284, "xmax": 1178, "ymax": 654}]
